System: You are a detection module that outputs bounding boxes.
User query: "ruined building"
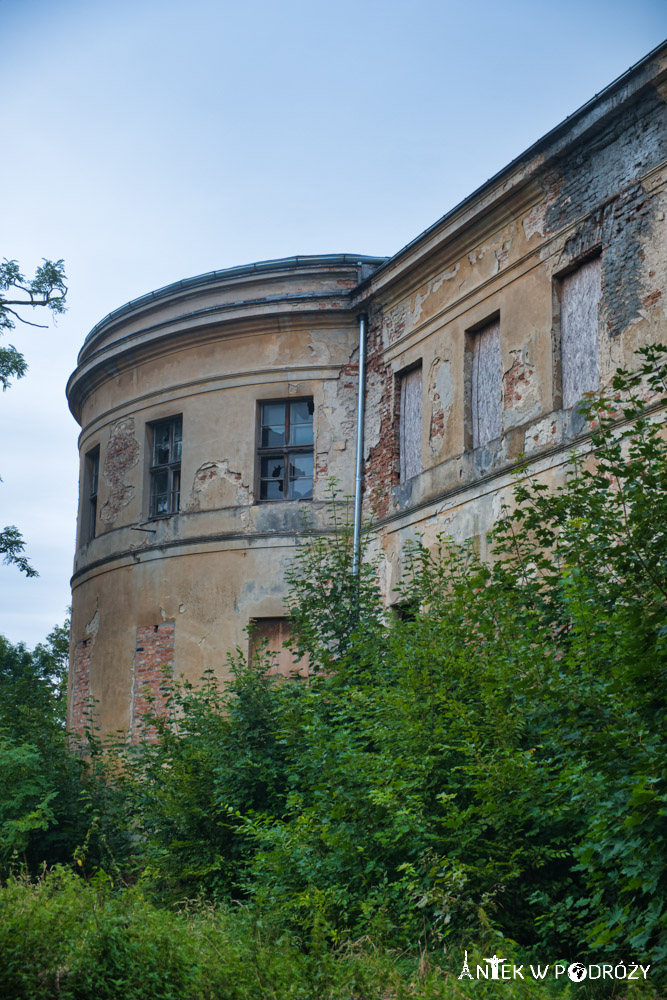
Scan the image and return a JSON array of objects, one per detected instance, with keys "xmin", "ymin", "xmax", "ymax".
[{"xmin": 67, "ymin": 43, "xmax": 667, "ymax": 735}]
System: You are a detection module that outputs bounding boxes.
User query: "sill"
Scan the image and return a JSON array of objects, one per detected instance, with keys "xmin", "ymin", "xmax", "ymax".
[{"xmin": 257, "ymin": 497, "xmax": 313, "ymax": 504}]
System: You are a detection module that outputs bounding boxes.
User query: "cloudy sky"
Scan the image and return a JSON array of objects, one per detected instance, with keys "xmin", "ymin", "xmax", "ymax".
[{"xmin": 1, "ymin": 0, "xmax": 665, "ymax": 647}]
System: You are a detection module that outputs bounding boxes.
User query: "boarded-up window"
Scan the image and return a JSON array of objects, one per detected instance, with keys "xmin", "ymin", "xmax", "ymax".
[
  {"xmin": 471, "ymin": 318, "xmax": 502, "ymax": 448},
  {"xmin": 560, "ymin": 257, "xmax": 601, "ymax": 409},
  {"xmin": 249, "ymin": 618, "xmax": 309, "ymax": 678},
  {"xmin": 399, "ymin": 366, "xmax": 422, "ymax": 481}
]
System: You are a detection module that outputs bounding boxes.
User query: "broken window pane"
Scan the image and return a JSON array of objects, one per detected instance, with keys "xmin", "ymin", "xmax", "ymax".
[
  {"xmin": 261, "ymin": 403, "xmax": 286, "ymax": 447},
  {"xmin": 289, "ymin": 453, "xmax": 313, "ymax": 480},
  {"xmin": 153, "ymin": 423, "xmax": 171, "ymax": 465},
  {"xmin": 289, "ymin": 451, "xmax": 313, "ymax": 499},
  {"xmin": 258, "ymin": 398, "xmax": 314, "ymax": 501},
  {"xmin": 289, "ymin": 400, "xmax": 315, "ymax": 446},
  {"xmin": 149, "ymin": 416, "xmax": 182, "ymax": 517},
  {"xmin": 262, "ymin": 424, "xmax": 285, "ymax": 447}
]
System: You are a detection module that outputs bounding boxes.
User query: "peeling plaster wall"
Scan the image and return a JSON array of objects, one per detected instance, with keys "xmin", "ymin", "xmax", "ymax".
[
  {"xmin": 360, "ymin": 68, "xmax": 667, "ymax": 596},
  {"xmin": 427, "ymin": 357, "xmax": 453, "ymax": 457},
  {"xmin": 70, "ymin": 639, "xmax": 91, "ymax": 734},
  {"xmin": 100, "ymin": 418, "xmax": 140, "ymax": 524},
  {"xmin": 503, "ymin": 346, "xmax": 541, "ymax": 431},
  {"xmin": 68, "ymin": 263, "xmax": 365, "ymax": 735},
  {"xmin": 68, "ymin": 58, "xmax": 667, "ymax": 735},
  {"xmin": 187, "ymin": 460, "xmax": 251, "ymax": 511}
]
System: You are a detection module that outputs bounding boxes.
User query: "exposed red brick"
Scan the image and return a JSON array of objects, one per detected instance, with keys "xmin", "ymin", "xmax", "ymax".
[
  {"xmin": 130, "ymin": 622, "xmax": 175, "ymax": 741},
  {"xmin": 363, "ymin": 307, "xmax": 400, "ymax": 518},
  {"xmin": 70, "ymin": 639, "xmax": 92, "ymax": 735},
  {"xmin": 503, "ymin": 356, "xmax": 533, "ymax": 408}
]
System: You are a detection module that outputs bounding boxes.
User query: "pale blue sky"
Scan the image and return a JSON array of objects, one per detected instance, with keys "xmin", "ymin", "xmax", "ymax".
[{"xmin": 1, "ymin": 0, "xmax": 666, "ymax": 645}]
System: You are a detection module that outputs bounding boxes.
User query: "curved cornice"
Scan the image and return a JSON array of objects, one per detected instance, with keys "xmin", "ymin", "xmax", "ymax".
[
  {"xmin": 68, "ymin": 254, "xmax": 387, "ymax": 424},
  {"xmin": 67, "ymin": 304, "xmax": 361, "ymax": 423},
  {"xmin": 79, "ymin": 255, "xmax": 386, "ymax": 361}
]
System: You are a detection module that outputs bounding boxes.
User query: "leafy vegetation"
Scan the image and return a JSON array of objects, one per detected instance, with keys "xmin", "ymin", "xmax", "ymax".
[
  {"xmin": 0, "ymin": 346, "xmax": 666, "ymax": 996},
  {"xmin": 1, "ymin": 255, "xmax": 68, "ymax": 576}
]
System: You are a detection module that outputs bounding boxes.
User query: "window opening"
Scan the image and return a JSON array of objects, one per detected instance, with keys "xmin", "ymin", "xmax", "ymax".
[
  {"xmin": 560, "ymin": 256, "xmax": 601, "ymax": 409},
  {"xmin": 150, "ymin": 416, "xmax": 182, "ymax": 517},
  {"xmin": 469, "ymin": 317, "xmax": 502, "ymax": 448},
  {"xmin": 85, "ymin": 447, "xmax": 99, "ymax": 541},
  {"xmin": 399, "ymin": 365, "xmax": 422, "ymax": 482},
  {"xmin": 258, "ymin": 399, "xmax": 314, "ymax": 500},
  {"xmin": 249, "ymin": 617, "xmax": 309, "ymax": 677}
]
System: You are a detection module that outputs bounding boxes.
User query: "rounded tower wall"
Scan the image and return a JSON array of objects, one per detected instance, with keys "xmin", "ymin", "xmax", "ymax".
[{"xmin": 67, "ymin": 256, "xmax": 383, "ymax": 735}]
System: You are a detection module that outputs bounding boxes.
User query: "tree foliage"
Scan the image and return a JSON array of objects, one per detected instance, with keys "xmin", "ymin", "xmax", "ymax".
[
  {"xmin": 0, "ymin": 617, "xmax": 89, "ymax": 872},
  {"xmin": 0, "ymin": 258, "xmax": 67, "ymax": 338},
  {"xmin": 0, "ymin": 256, "xmax": 67, "ymax": 577},
  {"xmin": 1, "ymin": 346, "xmax": 666, "ymax": 993}
]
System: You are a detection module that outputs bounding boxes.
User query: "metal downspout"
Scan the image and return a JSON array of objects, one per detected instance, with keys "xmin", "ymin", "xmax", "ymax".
[{"xmin": 352, "ymin": 313, "xmax": 367, "ymax": 576}]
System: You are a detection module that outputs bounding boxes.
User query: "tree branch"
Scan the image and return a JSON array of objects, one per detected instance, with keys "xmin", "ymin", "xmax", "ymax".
[{"xmin": 2, "ymin": 307, "xmax": 48, "ymax": 329}]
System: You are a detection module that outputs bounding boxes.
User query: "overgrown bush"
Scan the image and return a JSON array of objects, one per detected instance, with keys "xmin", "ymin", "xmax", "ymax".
[
  {"xmin": 0, "ymin": 623, "xmax": 89, "ymax": 873},
  {"xmin": 1, "ymin": 347, "xmax": 666, "ymax": 994}
]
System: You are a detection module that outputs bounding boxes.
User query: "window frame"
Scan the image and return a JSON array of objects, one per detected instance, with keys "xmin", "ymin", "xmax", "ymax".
[
  {"xmin": 464, "ymin": 312, "xmax": 502, "ymax": 450},
  {"xmin": 249, "ymin": 616, "xmax": 309, "ymax": 677},
  {"xmin": 553, "ymin": 251, "xmax": 602, "ymax": 411},
  {"xmin": 148, "ymin": 415, "xmax": 182, "ymax": 519},
  {"xmin": 397, "ymin": 362, "xmax": 423, "ymax": 483},
  {"xmin": 84, "ymin": 446, "xmax": 100, "ymax": 542},
  {"xmin": 256, "ymin": 397, "xmax": 314, "ymax": 502}
]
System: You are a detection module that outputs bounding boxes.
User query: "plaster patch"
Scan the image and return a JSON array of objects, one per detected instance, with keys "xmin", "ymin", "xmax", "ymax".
[
  {"xmin": 409, "ymin": 265, "xmax": 460, "ymax": 325},
  {"xmin": 385, "ymin": 302, "xmax": 408, "ymax": 344},
  {"xmin": 187, "ymin": 460, "xmax": 251, "ymax": 510},
  {"xmin": 503, "ymin": 348, "xmax": 541, "ymax": 429},
  {"xmin": 522, "ymin": 202, "xmax": 547, "ymax": 240},
  {"xmin": 85, "ymin": 609, "xmax": 100, "ymax": 637},
  {"xmin": 308, "ymin": 334, "xmax": 332, "ymax": 363},
  {"xmin": 494, "ymin": 238, "xmax": 512, "ymax": 272},
  {"xmin": 524, "ymin": 414, "xmax": 560, "ymax": 455},
  {"xmin": 100, "ymin": 417, "xmax": 140, "ymax": 524},
  {"xmin": 364, "ymin": 369, "xmax": 384, "ymax": 460},
  {"xmin": 428, "ymin": 357, "xmax": 453, "ymax": 455}
]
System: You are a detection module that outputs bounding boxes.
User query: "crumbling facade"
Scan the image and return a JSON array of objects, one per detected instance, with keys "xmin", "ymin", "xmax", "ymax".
[{"xmin": 68, "ymin": 43, "xmax": 667, "ymax": 735}]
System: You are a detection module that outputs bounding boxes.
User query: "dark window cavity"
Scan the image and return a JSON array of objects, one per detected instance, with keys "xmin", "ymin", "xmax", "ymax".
[
  {"xmin": 258, "ymin": 399, "xmax": 314, "ymax": 500},
  {"xmin": 150, "ymin": 416, "xmax": 182, "ymax": 517},
  {"xmin": 85, "ymin": 447, "xmax": 100, "ymax": 541}
]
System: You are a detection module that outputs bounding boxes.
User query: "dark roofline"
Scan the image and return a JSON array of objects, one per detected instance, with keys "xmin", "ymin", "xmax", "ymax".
[
  {"xmin": 82, "ymin": 253, "xmax": 388, "ymax": 350},
  {"xmin": 356, "ymin": 37, "xmax": 667, "ymax": 292}
]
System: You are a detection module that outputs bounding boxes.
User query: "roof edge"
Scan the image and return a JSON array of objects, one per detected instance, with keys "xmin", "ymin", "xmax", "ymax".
[
  {"xmin": 354, "ymin": 38, "xmax": 667, "ymax": 295},
  {"xmin": 82, "ymin": 253, "xmax": 388, "ymax": 354}
]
